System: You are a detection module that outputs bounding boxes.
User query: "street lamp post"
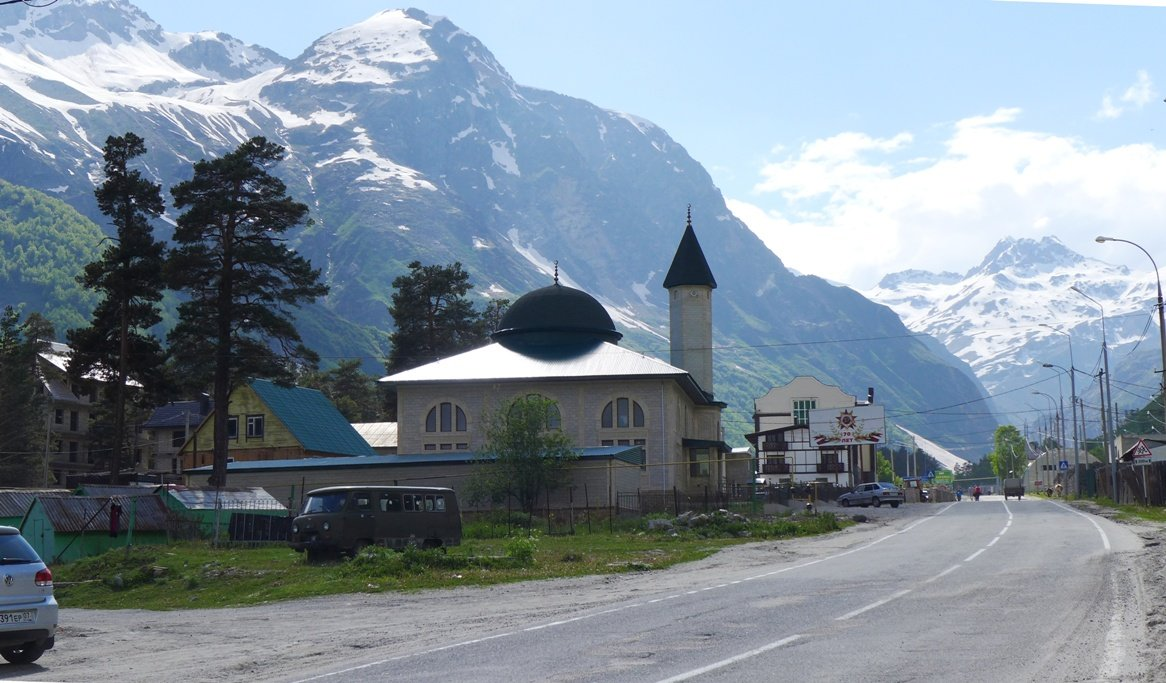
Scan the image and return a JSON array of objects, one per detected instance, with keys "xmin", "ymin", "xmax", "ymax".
[
  {"xmin": 1042, "ymin": 360, "xmax": 1080, "ymax": 497},
  {"xmin": 1096, "ymin": 235, "xmax": 1166, "ymax": 433},
  {"xmin": 1032, "ymin": 390, "xmax": 1059, "ymax": 492},
  {"xmin": 1071, "ymin": 285, "xmax": 1119, "ymax": 501}
]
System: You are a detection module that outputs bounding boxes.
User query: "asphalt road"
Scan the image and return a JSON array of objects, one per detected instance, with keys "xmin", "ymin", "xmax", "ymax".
[
  {"xmin": 3, "ymin": 497, "xmax": 1153, "ymax": 683},
  {"xmin": 296, "ymin": 497, "xmax": 1145, "ymax": 682}
]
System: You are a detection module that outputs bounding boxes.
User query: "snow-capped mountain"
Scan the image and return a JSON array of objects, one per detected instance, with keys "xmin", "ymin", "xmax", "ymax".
[
  {"xmin": 0, "ymin": 0, "xmax": 1001, "ymax": 455},
  {"xmin": 865, "ymin": 236, "xmax": 1164, "ymax": 433}
]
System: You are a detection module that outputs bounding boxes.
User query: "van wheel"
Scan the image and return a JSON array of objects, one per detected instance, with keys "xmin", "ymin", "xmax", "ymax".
[
  {"xmin": 350, "ymin": 540, "xmax": 370, "ymax": 557},
  {"xmin": 890, "ymin": 502, "xmax": 900, "ymax": 508},
  {"xmin": 1, "ymin": 643, "xmax": 46, "ymax": 665}
]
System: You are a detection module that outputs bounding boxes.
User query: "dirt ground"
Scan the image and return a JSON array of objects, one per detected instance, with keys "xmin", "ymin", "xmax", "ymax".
[{"xmin": 8, "ymin": 500, "xmax": 1166, "ymax": 682}]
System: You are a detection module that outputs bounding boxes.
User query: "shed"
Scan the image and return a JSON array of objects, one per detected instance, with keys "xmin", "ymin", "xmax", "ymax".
[
  {"xmin": 0, "ymin": 489, "xmax": 70, "ymax": 528},
  {"xmin": 20, "ymin": 495, "xmax": 171, "ymax": 564},
  {"xmin": 160, "ymin": 486, "xmax": 288, "ymax": 541}
]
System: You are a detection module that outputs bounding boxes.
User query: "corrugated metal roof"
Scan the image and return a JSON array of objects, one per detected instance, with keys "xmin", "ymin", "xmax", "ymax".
[
  {"xmin": 187, "ymin": 445, "xmax": 643, "ymax": 472},
  {"xmin": 351, "ymin": 422, "xmax": 398, "ymax": 448},
  {"xmin": 249, "ymin": 379, "xmax": 376, "ymax": 457},
  {"xmin": 0, "ymin": 489, "xmax": 70, "ymax": 518},
  {"xmin": 164, "ymin": 486, "xmax": 284, "ymax": 511},
  {"xmin": 78, "ymin": 485, "xmax": 158, "ymax": 498},
  {"xmin": 381, "ymin": 342, "xmax": 686, "ymax": 384},
  {"xmin": 34, "ymin": 495, "xmax": 171, "ymax": 533}
]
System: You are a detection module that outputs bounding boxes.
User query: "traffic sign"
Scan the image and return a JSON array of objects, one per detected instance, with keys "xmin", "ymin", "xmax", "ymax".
[
  {"xmin": 1132, "ymin": 438, "xmax": 1153, "ymax": 466},
  {"xmin": 1059, "ymin": 460, "xmax": 1069, "ymax": 471}
]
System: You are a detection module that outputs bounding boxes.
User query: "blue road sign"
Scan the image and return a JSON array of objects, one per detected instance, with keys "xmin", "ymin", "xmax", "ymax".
[{"xmin": 1059, "ymin": 460, "xmax": 1069, "ymax": 471}]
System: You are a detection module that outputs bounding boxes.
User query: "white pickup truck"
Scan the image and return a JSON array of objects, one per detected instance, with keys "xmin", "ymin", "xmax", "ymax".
[{"xmin": 1003, "ymin": 477, "xmax": 1025, "ymax": 500}]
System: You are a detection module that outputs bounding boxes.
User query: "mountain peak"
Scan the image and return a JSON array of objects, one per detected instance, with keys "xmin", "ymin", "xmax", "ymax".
[
  {"xmin": 971, "ymin": 235, "xmax": 1086, "ymax": 278},
  {"xmin": 288, "ymin": 8, "xmax": 512, "ymax": 91},
  {"xmin": 0, "ymin": 0, "xmax": 284, "ymax": 91}
]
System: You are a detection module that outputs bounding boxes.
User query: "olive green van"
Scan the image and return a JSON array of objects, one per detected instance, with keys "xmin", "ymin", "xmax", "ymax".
[{"xmin": 289, "ymin": 486, "xmax": 461, "ymax": 560}]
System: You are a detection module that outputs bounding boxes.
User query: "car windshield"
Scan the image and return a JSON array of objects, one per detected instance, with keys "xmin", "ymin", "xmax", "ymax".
[
  {"xmin": 0, "ymin": 534, "xmax": 41, "ymax": 563},
  {"xmin": 302, "ymin": 493, "xmax": 347, "ymax": 514}
]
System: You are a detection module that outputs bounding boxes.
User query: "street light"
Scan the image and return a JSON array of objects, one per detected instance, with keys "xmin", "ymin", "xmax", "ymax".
[
  {"xmin": 1032, "ymin": 390, "xmax": 1059, "ymax": 492},
  {"xmin": 1070, "ymin": 284, "xmax": 1118, "ymax": 500},
  {"xmin": 1041, "ymin": 360, "xmax": 1080, "ymax": 497},
  {"xmin": 1095, "ymin": 235, "xmax": 1166, "ymax": 434}
]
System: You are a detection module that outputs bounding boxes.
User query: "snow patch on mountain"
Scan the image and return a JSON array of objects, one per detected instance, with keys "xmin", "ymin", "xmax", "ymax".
[
  {"xmin": 865, "ymin": 235, "xmax": 1162, "ymax": 425},
  {"xmin": 291, "ymin": 10, "xmax": 436, "ymax": 86}
]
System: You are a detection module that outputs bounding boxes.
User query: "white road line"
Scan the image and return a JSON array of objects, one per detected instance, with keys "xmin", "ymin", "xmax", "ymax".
[
  {"xmin": 964, "ymin": 548, "xmax": 986, "ymax": 562},
  {"xmin": 295, "ymin": 504, "xmax": 958, "ymax": 682},
  {"xmin": 1052, "ymin": 500, "xmax": 1111, "ymax": 551},
  {"xmin": 925, "ymin": 564, "xmax": 962, "ymax": 583},
  {"xmin": 654, "ymin": 635, "xmax": 803, "ymax": 683},
  {"xmin": 835, "ymin": 589, "xmax": 912, "ymax": 621}
]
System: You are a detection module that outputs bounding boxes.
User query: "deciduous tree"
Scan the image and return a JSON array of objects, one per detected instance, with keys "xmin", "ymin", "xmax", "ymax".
[
  {"xmin": 469, "ymin": 394, "xmax": 577, "ymax": 516},
  {"xmin": 167, "ymin": 137, "xmax": 328, "ymax": 487},
  {"xmin": 66, "ymin": 133, "xmax": 168, "ymax": 484},
  {"xmin": 989, "ymin": 425, "xmax": 1027, "ymax": 479}
]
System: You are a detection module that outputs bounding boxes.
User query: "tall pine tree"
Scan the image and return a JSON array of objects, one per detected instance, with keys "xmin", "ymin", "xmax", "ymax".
[
  {"xmin": 167, "ymin": 137, "xmax": 327, "ymax": 487},
  {"xmin": 0, "ymin": 307, "xmax": 50, "ymax": 486},
  {"xmin": 386, "ymin": 261, "xmax": 500, "ymax": 373},
  {"xmin": 67, "ymin": 133, "xmax": 167, "ymax": 485}
]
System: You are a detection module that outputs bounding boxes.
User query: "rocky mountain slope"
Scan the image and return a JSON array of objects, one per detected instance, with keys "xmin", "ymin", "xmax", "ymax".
[
  {"xmin": 0, "ymin": 0, "xmax": 999, "ymax": 454},
  {"xmin": 864, "ymin": 236, "xmax": 1164, "ymax": 436}
]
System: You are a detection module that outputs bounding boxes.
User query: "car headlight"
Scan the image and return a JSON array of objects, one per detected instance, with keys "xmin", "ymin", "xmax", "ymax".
[
  {"xmin": 291, "ymin": 523, "xmax": 299, "ymax": 534},
  {"xmin": 322, "ymin": 521, "xmax": 330, "ymax": 531}
]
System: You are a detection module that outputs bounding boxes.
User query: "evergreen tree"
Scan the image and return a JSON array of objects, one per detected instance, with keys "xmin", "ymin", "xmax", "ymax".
[
  {"xmin": 386, "ymin": 261, "xmax": 502, "ymax": 374},
  {"xmin": 0, "ymin": 306, "xmax": 50, "ymax": 486},
  {"xmin": 66, "ymin": 133, "xmax": 168, "ymax": 484},
  {"xmin": 167, "ymin": 137, "xmax": 328, "ymax": 487},
  {"xmin": 299, "ymin": 359, "xmax": 383, "ymax": 422}
]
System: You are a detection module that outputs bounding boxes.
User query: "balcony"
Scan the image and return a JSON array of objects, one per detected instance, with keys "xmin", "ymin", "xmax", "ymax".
[
  {"xmin": 760, "ymin": 441, "xmax": 788, "ymax": 452},
  {"xmin": 761, "ymin": 462, "xmax": 790, "ymax": 474},
  {"xmin": 816, "ymin": 462, "xmax": 845, "ymax": 474}
]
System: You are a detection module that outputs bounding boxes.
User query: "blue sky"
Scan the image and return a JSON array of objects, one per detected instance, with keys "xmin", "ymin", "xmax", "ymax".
[{"xmin": 132, "ymin": 0, "xmax": 1166, "ymax": 290}]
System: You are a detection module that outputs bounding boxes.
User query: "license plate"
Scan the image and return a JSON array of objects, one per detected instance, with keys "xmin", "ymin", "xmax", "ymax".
[{"xmin": 0, "ymin": 610, "xmax": 35, "ymax": 624}]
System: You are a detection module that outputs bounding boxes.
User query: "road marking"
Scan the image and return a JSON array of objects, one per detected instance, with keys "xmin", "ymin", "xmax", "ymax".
[
  {"xmin": 835, "ymin": 589, "xmax": 912, "ymax": 621},
  {"xmin": 293, "ymin": 504, "xmax": 957, "ymax": 682},
  {"xmin": 925, "ymin": 564, "xmax": 962, "ymax": 583},
  {"xmin": 1051, "ymin": 500, "xmax": 1111, "ymax": 551},
  {"xmin": 654, "ymin": 635, "xmax": 803, "ymax": 682}
]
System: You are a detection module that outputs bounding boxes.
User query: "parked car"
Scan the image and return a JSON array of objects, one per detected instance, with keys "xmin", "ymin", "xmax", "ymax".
[
  {"xmin": 837, "ymin": 482, "xmax": 905, "ymax": 508},
  {"xmin": 0, "ymin": 526, "xmax": 57, "ymax": 665}
]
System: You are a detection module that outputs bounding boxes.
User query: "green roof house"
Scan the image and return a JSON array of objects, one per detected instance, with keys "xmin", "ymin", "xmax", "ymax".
[{"xmin": 178, "ymin": 379, "xmax": 376, "ymax": 474}]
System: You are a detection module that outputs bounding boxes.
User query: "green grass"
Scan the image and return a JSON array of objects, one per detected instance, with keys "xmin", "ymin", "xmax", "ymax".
[
  {"xmin": 1090, "ymin": 497, "xmax": 1166, "ymax": 523},
  {"xmin": 53, "ymin": 511, "xmax": 846, "ymax": 610}
]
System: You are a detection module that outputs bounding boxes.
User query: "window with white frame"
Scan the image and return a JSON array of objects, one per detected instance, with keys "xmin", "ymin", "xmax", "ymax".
[
  {"xmin": 246, "ymin": 414, "xmax": 265, "ymax": 438},
  {"xmin": 792, "ymin": 399, "xmax": 816, "ymax": 426}
]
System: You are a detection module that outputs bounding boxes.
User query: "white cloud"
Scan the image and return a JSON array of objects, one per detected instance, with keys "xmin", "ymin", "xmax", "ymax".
[
  {"xmin": 735, "ymin": 108, "xmax": 1166, "ymax": 289},
  {"xmin": 1095, "ymin": 70, "xmax": 1156, "ymax": 119}
]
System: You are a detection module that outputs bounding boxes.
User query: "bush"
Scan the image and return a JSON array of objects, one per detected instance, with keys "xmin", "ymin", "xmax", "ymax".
[{"xmin": 504, "ymin": 532, "xmax": 538, "ymax": 565}]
